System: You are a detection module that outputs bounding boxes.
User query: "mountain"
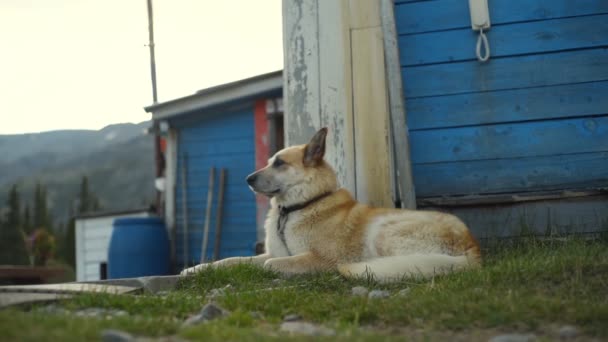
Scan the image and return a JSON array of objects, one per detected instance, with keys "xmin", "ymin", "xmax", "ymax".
[{"xmin": 0, "ymin": 122, "xmax": 156, "ymax": 228}]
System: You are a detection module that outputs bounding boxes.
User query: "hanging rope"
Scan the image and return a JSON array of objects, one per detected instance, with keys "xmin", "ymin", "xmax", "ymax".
[{"xmin": 475, "ymin": 28, "xmax": 490, "ymax": 62}]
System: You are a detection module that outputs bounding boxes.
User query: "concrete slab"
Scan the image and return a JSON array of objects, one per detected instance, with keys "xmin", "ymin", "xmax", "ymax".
[
  {"xmin": 0, "ymin": 283, "xmax": 140, "ymax": 295},
  {"xmin": 0, "ymin": 292, "xmax": 72, "ymax": 308},
  {"xmin": 84, "ymin": 275, "xmax": 182, "ymax": 294}
]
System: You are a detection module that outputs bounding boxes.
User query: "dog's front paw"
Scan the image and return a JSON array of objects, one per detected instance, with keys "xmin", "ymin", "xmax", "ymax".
[
  {"xmin": 180, "ymin": 263, "xmax": 210, "ymax": 276},
  {"xmin": 263, "ymin": 258, "xmax": 282, "ymax": 272}
]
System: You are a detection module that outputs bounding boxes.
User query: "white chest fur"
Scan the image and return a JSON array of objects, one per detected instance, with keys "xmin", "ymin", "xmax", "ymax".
[{"xmin": 264, "ymin": 209, "xmax": 310, "ymax": 257}]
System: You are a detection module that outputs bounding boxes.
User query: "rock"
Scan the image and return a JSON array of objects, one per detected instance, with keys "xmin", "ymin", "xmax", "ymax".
[
  {"xmin": 489, "ymin": 333, "xmax": 536, "ymax": 342},
  {"xmin": 397, "ymin": 288, "xmax": 411, "ymax": 297},
  {"xmin": 76, "ymin": 308, "xmax": 105, "ymax": 317},
  {"xmin": 250, "ymin": 311, "xmax": 263, "ymax": 320},
  {"xmin": 182, "ymin": 303, "xmax": 227, "ymax": 327},
  {"xmin": 368, "ymin": 290, "xmax": 390, "ymax": 299},
  {"xmin": 112, "ymin": 310, "xmax": 128, "ymax": 317},
  {"xmin": 558, "ymin": 325, "xmax": 578, "ymax": 339},
  {"xmin": 101, "ymin": 329, "xmax": 135, "ymax": 342},
  {"xmin": 75, "ymin": 308, "xmax": 128, "ymax": 318},
  {"xmin": 207, "ymin": 288, "xmax": 225, "ymax": 298},
  {"xmin": 283, "ymin": 314, "xmax": 302, "ymax": 322},
  {"xmin": 351, "ymin": 286, "xmax": 369, "ymax": 297},
  {"xmin": 280, "ymin": 322, "xmax": 335, "ymax": 336},
  {"xmin": 200, "ymin": 303, "xmax": 227, "ymax": 320}
]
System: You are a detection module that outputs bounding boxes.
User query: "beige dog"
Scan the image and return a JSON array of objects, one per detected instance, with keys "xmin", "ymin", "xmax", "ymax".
[{"xmin": 181, "ymin": 128, "xmax": 481, "ymax": 281}]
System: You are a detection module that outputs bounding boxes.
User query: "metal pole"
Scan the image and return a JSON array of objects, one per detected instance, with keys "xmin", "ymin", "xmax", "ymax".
[{"xmin": 146, "ymin": 0, "xmax": 158, "ymax": 103}]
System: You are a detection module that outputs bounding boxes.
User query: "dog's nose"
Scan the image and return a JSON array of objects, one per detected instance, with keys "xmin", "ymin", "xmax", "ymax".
[{"xmin": 246, "ymin": 174, "xmax": 257, "ymax": 185}]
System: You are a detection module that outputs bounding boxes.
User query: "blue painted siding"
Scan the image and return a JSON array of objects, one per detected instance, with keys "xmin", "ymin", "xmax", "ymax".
[
  {"xmin": 174, "ymin": 109, "xmax": 256, "ymax": 267},
  {"xmin": 395, "ymin": 0, "xmax": 608, "ymax": 197}
]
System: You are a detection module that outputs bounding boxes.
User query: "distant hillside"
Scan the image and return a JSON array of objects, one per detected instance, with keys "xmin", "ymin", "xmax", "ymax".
[{"xmin": 0, "ymin": 122, "xmax": 156, "ymax": 227}]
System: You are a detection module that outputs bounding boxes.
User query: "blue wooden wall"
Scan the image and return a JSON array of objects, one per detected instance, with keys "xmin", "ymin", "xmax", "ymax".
[
  {"xmin": 395, "ymin": 0, "xmax": 608, "ymax": 198},
  {"xmin": 174, "ymin": 108, "xmax": 257, "ymax": 267}
]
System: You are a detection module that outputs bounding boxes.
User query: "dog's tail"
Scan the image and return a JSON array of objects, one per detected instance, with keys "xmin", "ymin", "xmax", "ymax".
[{"xmin": 337, "ymin": 250, "xmax": 480, "ymax": 282}]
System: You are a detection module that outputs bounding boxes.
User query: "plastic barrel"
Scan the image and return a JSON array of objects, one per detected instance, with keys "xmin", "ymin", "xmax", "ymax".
[{"xmin": 107, "ymin": 217, "xmax": 170, "ymax": 279}]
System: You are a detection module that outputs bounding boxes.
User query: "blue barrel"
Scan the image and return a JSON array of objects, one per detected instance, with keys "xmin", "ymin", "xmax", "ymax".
[{"xmin": 107, "ymin": 217, "xmax": 170, "ymax": 279}]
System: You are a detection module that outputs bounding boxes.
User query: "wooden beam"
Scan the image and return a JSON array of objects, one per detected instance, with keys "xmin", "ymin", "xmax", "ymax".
[
  {"xmin": 380, "ymin": 0, "xmax": 416, "ymax": 209},
  {"xmin": 282, "ymin": 0, "xmax": 321, "ymax": 146},
  {"xmin": 318, "ymin": 0, "xmax": 356, "ymax": 194},
  {"xmin": 283, "ymin": 0, "xmax": 398, "ymax": 207},
  {"xmin": 351, "ymin": 24, "xmax": 393, "ymax": 207}
]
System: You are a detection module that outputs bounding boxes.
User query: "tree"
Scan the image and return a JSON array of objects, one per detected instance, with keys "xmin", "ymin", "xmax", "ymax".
[
  {"xmin": 23, "ymin": 203, "xmax": 32, "ymax": 234},
  {"xmin": 33, "ymin": 182, "xmax": 49, "ymax": 229},
  {"xmin": 6, "ymin": 184, "xmax": 20, "ymax": 229},
  {"xmin": 0, "ymin": 184, "xmax": 29, "ymax": 265}
]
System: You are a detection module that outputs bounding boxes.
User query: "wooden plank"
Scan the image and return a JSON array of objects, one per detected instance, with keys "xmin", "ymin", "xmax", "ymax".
[
  {"xmin": 349, "ymin": 0, "xmax": 381, "ymax": 28},
  {"xmin": 412, "ymin": 151, "xmax": 608, "ymax": 197},
  {"xmin": 213, "ymin": 168, "xmax": 226, "ymax": 261},
  {"xmin": 0, "ymin": 283, "xmax": 140, "ymax": 295},
  {"xmin": 403, "ymin": 48, "xmax": 608, "ymax": 98},
  {"xmin": 399, "ymin": 14, "xmax": 608, "ymax": 66},
  {"xmin": 318, "ymin": 0, "xmax": 356, "ymax": 194},
  {"xmin": 419, "ymin": 189, "xmax": 608, "ymax": 207},
  {"xmin": 440, "ymin": 195, "xmax": 608, "ymax": 239},
  {"xmin": 407, "ymin": 81, "xmax": 608, "ymax": 130},
  {"xmin": 410, "ymin": 116, "xmax": 608, "ymax": 164},
  {"xmin": 283, "ymin": 0, "xmax": 321, "ymax": 145},
  {"xmin": 395, "ymin": 0, "xmax": 608, "ymax": 35},
  {"xmin": 0, "ymin": 293, "xmax": 72, "ymax": 308},
  {"xmin": 380, "ymin": 0, "xmax": 416, "ymax": 209},
  {"xmin": 200, "ymin": 167, "xmax": 215, "ymax": 263},
  {"xmin": 351, "ymin": 25, "xmax": 393, "ymax": 207}
]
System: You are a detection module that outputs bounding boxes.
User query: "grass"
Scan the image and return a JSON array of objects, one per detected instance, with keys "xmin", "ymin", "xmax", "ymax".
[{"xmin": 1, "ymin": 238, "xmax": 607, "ymax": 341}]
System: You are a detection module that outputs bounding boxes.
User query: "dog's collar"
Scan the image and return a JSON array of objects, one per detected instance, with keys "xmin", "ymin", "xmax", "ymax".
[
  {"xmin": 276, "ymin": 191, "xmax": 333, "ymax": 256},
  {"xmin": 278, "ymin": 191, "xmax": 333, "ymax": 216}
]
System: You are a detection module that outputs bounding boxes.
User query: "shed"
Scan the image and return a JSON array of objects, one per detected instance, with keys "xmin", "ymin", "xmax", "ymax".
[
  {"xmin": 75, "ymin": 209, "xmax": 153, "ymax": 282},
  {"xmin": 145, "ymin": 71, "xmax": 283, "ymax": 269}
]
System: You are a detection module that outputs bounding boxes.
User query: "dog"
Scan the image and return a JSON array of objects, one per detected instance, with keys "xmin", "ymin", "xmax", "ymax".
[{"xmin": 181, "ymin": 127, "xmax": 481, "ymax": 281}]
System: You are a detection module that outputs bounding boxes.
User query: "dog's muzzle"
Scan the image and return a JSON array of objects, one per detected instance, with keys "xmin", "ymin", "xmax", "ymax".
[{"xmin": 246, "ymin": 173, "xmax": 257, "ymax": 186}]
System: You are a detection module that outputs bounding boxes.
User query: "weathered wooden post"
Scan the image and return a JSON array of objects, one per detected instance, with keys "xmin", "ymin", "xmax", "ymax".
[{"xmin": 282, "ymin": 0, "xmax": 416, "ymax": 208}]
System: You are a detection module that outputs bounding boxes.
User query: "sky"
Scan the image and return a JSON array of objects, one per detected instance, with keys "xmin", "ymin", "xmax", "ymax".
[{"xmin": 0, "ymin": 0, "xmax": 283, "ymax": 134}]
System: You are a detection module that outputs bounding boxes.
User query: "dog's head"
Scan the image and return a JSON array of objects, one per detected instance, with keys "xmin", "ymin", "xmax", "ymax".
[{"xmin": 246, "ymin": 127, "xmax": 338, "ymax": 203}]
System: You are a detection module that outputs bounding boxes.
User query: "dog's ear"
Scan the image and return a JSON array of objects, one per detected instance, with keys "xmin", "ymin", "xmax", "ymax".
[{"xmin": 303, "ymin": 127, "xmax": 328, "ymax": 166}]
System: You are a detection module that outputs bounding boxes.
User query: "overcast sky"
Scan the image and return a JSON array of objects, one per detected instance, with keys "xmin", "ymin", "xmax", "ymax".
[{"xmin": 1, "ymin": 0, "xmax": 283, "ymax": 134}]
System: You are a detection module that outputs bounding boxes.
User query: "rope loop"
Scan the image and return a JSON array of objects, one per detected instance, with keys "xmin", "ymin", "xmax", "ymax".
[{"xmin": 476, "ymin": 28, "xmax": 490, "ymax": 62}]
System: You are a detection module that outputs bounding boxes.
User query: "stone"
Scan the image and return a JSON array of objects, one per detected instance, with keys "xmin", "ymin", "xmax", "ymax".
[
  {"xmin": 489, "ymin": 333, "xmax": 536, "ymax": 342},
  {"xmin": 557, "ymin": 325, "xmax": 578, "ymax": 339},
  {"xmin": 283, "ymin": 314, "xmax": 302, "ymax": 322},
  {"xmin": 280, "ymin": 322, "xmax": 335, "ymax": 336},
  {"xmin": 199, "ymin": 303, "xmax": 226, "ymax": 320},
  {"xmin": 182, "ymin": 303, "xmax": 227, "ymax": 327},
  {"xmin": 351, "ymin": 286, "xmax": 369, "ymax": 297},
  {"xmin": 368, "ymin": 290, "xmax": 390, "ymax": 299},
  {"xmin": 397, "ymin": 288, "xmax": 411, "ymax": 297},
  {"xmin": 207, "ymin": 288, "xmax": 225, "ymax": 298},
  {"xmin": 250, "ymin": 311, "xmax": 263, "ymax": 319},
  {"xmin": 101, "ymin": 329, "xmax": 135, "ymax": 342}
]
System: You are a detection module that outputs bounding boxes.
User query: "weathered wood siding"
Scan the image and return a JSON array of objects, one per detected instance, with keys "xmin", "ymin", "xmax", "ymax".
[
  {"xmin": 395, "ymin": 0, "xmax": 608, "ymax": 197},
  {"xmin": 283, "ymin": 0, "xmax": 408, "ymax": 207}
]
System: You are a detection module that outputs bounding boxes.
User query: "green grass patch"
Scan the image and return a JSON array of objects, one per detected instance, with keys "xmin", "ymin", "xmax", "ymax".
[{"xmin": 1, "ymin": 238, "xmax": 607, "ymax": 341}]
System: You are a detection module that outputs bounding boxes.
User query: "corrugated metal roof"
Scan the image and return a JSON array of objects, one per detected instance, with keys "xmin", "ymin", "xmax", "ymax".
[{"xmin": 144, "ymin": 70, "xmax": 282, "ymax": 120}]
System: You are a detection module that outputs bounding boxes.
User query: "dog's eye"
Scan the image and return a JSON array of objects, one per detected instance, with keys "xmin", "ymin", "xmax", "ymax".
[{"xmin": 273, "ymin": 158, "xmax": 285, "ymax": 168}]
